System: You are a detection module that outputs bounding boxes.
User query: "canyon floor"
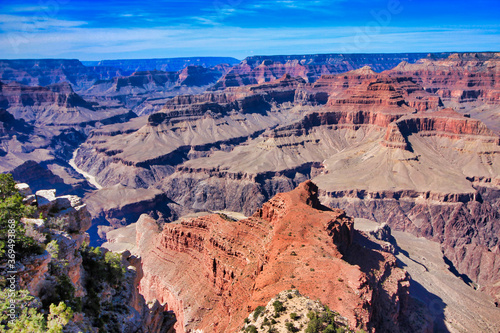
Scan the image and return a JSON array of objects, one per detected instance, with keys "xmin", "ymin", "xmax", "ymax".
[{"xmin": 356, "ymin": 218, "xmax": 500, "ymax": 333}]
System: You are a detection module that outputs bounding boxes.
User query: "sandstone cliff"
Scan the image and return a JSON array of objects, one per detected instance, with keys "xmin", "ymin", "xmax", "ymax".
[
  {"xmin": 386, "ymin": 52, "xmax": 500, "ymax": 132},
  {"xmin": 83, "ymin": 65, "xmax": 233, "ymax": 116},
  {"xmin": 0, "ymin": 59, "xmax": 127, "ymax": 91},
  {"xmin": 73, "ymin": 67, "xmax": 500, "ymax": 308},
  {"xmin": 211, "ymin": 53, "xmax": 452, "ymax": 90},
  {"xmin": 136, "ymin": 181, "xmax": 429, "ymax": 333},
  {"xmin": 0, "ymin": 80, "xmax": 134, "ymax": 127}
]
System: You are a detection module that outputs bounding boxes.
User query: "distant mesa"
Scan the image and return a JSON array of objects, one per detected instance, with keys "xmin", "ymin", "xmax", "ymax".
[{"xmin": 82, "ymin": 56, "xmax": 240, "ymax": 72}]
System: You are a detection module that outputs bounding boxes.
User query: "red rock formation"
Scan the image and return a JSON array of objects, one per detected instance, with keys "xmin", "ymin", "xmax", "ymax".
[
  {"xmin": 0, "ymin": 59, "xmax": 125, "ymax": 91},
  {"xmin": 386, "ymin": 53, "xmax": 500, "ymax": 132},
  {"xmin": 211, "ymin": 53, "xmax": 451, "ymax": 90},
  {"xmin": 387, "ymin": 53, "xmax": 500, "ymax": 104},
  {"xmin": 87, "ymin": 66, "xmax": 226, "ymax": 97},
  {"xmin": 0, "ymin": 81, "xmax": 94, "ymax": 110},
  {"xmin": 137, "ymin": 181, "xmax": 419, "ymax": 333},
  {"xmin": 324, "ymin": 185, "xmax": 500, "ymax": 305}
]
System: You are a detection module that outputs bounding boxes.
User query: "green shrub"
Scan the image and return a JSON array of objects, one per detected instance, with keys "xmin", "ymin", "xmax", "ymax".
[
  {"xmin": 307, "ymin": 311, "xmax": 317, "ymax": 320},
  {"xmin": 47, "ymin": 302, "xmax": 73, "ymax": 333},
  {"xmin": 0, "ymin": 174, "xmax": 41, "ymax": 260},
  {"xmin": 323, "ymin": 325, "xmax": 336, "ymax": 333},
  {"xmin": 0, "ymin": 289, "xmax": 72, "ymax": 333},
  {"xmin": 286, "ymin": 322, "xmax": 298, "ymax": 332},
  {"xmin": 217, "ymin": 213, "xmax": 236, "ymax": 222},
  {"xmin": 320, "ymin": 306, "xmax": 336, "ymax": 325},
  {"xmin": 272, "ymin": 300, "xmax": 284, "ymax": 314},
  {"xmin": 245, "ymin": 325, "xmax": 257, "ymax": 333},
  {"xmin": 105, "ymin": 251, "xmax": 126, "ymax": 284},
  {"xmin": 305, "ymin": 317, "xmax": 321, "ymax": 333},
  {"xmin": 41, "ymin": 274, "xmax": 76, "ymax": 312},
  {"xmin": 80, "ymin": 244, "xmax": 126, "ymax": 323},
  {"xmin": 80, "ymin": 244, "xmax": 125, "ymax": 286},
  {"xmin": 253, "ymin": 305, "xmax": 265, "ymax": 320},
  {"xmin": 46, "ymin": 240, "xmax": 59, "ymax": 259},
  {"xmin": 290, "ymin": 312, "xmax": 298, "ymax": 320}
]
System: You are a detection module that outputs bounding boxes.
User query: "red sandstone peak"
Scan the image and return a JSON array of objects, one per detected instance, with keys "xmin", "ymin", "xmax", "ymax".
[
  {"xmin": 137, "ymin": 181, "xmax": 415, "ymax": 333},
  {"xmin": 346, "ymin": 65, "xmax": 377, "ymax": 76},
  {"xmin": 253, "ymin": 180, "xmax": 325, "ymax": 225}
]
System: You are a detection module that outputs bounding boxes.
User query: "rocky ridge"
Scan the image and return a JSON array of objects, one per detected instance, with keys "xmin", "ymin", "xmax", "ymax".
[
  {"xmin": 83, "ymin": 65, "xmax": 234, "ymax": 116},
  {"xmin": 211, "ymin": 52, "xmax": 452, "ymax": 90},
  {"xmin": 0, "ymin": 81, "xmax": 134, "ymax": 127},
  {"xmin": 0, "ymin": 58, "xmax": 242, "ymax": 196},
  {"xmin": 4, "ymin": 53, "xmax": 498, "ymax": 327},
  {"xmin": 84, "ymin": 57, "xmax": 240, "ymax": 72},
  {"xmin": 1, "ymin": 182, "xmax": 174, "ymax": 332},
  {"xmin": 0, "ymin": 59, "xmax": 127, "ymax": 91},
  {"xmin": 135, "ymin": 181, "xmax": 430, "ymax": 333},
  {"xmin": 386, "ymin": 52, "xmax": 500, "ymax": 132},
  {"xmin": 242, "ymin": 290, "xmax": 352, "ymax": 333}
]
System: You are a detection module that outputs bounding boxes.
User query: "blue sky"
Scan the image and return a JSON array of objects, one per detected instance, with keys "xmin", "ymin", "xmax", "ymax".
[{"xmin": 0, "ymin": 0, "xmax": 498, "ymax": 60}]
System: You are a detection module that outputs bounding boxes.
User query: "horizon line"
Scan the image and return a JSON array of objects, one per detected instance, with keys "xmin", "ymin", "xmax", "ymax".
[{"xmin": 1, "ymin": 50, "xmax": 499, "ymax": 62}]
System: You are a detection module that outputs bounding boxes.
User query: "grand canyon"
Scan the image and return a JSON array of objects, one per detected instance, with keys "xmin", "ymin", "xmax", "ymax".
[{"xmin": 0, "ymin": 50, "xmax": 498, "ymax": 332}]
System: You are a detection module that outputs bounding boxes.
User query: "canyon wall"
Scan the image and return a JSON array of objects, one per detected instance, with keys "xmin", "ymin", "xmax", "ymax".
[{"xmin": 137, "ymin": 181, "xmax": 429, "ymax": 332}]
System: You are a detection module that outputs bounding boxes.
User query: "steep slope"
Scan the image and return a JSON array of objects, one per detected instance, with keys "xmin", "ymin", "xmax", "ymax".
[
  {"xmin": 0, "ymin": 108, "xmax": 95, "ymax": 195},
  {"xmin": 0, "ymin": 59, "xmax": 126, "ymax": 90},
  {"xmin": 159, "ymin": 91, "xmax": 500, "ymax": 303},
  {"xmin": 0, "ymin": 80, "xmax": 136, "ymax": 197},
  {"xmin": 386, "ymin": 52, "xmax": 500, "ymax": 132},
  {"xmin": 74, "ymin": 75, "xmax": 311, "ymax": 189},
  {"xmin": 135, "ymin": 181, "xmax": 428, "ymax": 332},
  {"xmin": 159, "ymin": 75, "xmax": 496, "ymax": 213},
  {"xmin": 0, "ymin": 81, "xmax": 133, "ymax": 126},
  {"xmin": 356, "ymin": 219, "xmax": 500, "ymax": 332},
  {"xmin": 0, "ymin": 181, "xmax": 174, "ymax": 332},
  {"xmin": 83, "ymin": 65, "xmax": 233, "ymax": 116}
]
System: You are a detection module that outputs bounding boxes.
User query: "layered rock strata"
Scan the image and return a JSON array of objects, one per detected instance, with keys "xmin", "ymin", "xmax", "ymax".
[
  {"xmin": 211, "ymin": 52, "xmax": 452, "ymax": 90},
  {"xmin": 136, "ymin": 181, "xmax": 428, "ymax": 333},
  {"xmin": 83, "ymin": 65, "xmax": 234, "ymax": 116},
  {"xmin": 0, "ymin": 80, "xmax": 132, "ymax": 126},
  {"xmin": 386, "ymin": 52, "xmax": 500, "ymax": 132},
  {"xmin": 0, "ymin": 59, "xmax": 126, "ymax": 90},
  {"xmin": 73, "ymin": 56, "xmax": 500, "ymax": 306}
]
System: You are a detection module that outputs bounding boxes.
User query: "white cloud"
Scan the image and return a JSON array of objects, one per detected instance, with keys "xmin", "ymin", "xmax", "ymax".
[
  {"xmin": 0, "ymin": 14, "xmax": 87, "ymax": 32},
  {"xmin": 7, "ymin": 5, "xmax": 52, "ymax": 13},
  {"xmin": 247, "ymin": 0, "xmax": 345, "ymax": 11},
  {"xmin": 0, "ymin": 24, "xmax": 498, "ymax": 60}
]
